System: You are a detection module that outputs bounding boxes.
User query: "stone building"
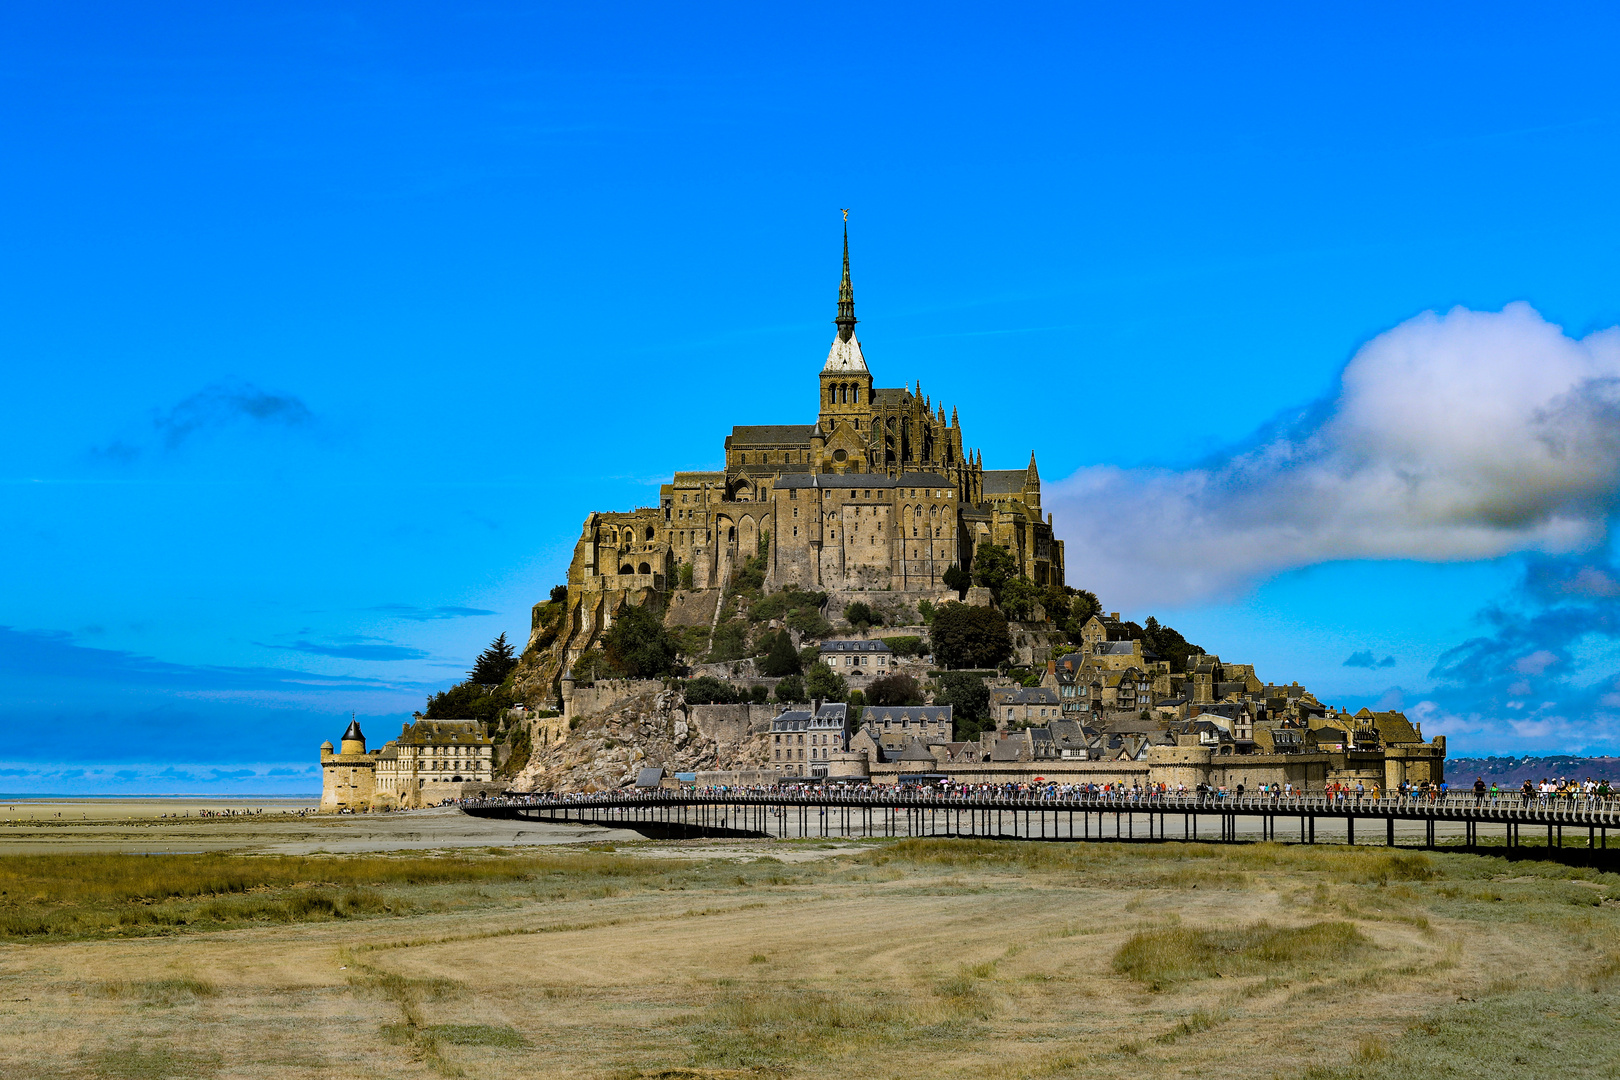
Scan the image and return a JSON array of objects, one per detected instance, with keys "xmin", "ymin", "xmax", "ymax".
[
  {"xmin": 989, "ymin": 685, "xmax": 1062, "ymax": 727},
  {"xmin": 528, "ymin": 227, "xmax": 1065, "ymax": 700},
  {"xmin": 818, "ymin": 639, "xmax": 896, "ymax": 679},
  {"xmin": 770, "ymin": 703, "xmax": 850, "ymax": 778},
  {"xmin": 319, "ymin": 720, "xmax": 374, "ymax": 812},
  {"xmin": 318, "ymin": 717, "xmax": 498, "ymax": 812}
]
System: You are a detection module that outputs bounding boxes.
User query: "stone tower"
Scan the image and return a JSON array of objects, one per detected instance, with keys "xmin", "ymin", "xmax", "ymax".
[{"xmin": 817, "ymin": 223, "xmax": 873, "ymax": 472}]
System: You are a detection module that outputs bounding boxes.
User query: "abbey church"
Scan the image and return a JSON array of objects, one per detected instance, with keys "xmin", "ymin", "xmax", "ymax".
[{"xmin": 539, "ymin": 229, "xmax": 1064, "ymax": 684}]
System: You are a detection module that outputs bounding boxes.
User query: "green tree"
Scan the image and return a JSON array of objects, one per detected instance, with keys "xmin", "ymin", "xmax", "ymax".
[
  {"xmin": 785, "ymin": 606, "xmax": 832, "ymax": 638},
  {"xmin": 917, "ymin": 599, "xmax": 936, "ymax": 624},
  {"xmin": 1069, "ymin": 589, "xmax": 1101, "ymax": 627},
  {"xmin": 941, "ymin": 564, "xmax": 971, "ymax": 597},
  {"xmin": 1140, "ymin": 615, "xmax": 1203, "ymax": 673},
  {"xmin": 602, "ymin": 605, "xmax": 679, "ymax": 678},
  {"xmin": 683, "ymin": 675, "xmax": 743, "ymax": 705},
  {"xmin": 999, "ymin": 576, "xmax": 1041, "ymax": 622},
  {"xmin": 468, "ymin": 632, "xmax": 518, "ymax": 686},
  {"xmin": 774, "ymin": 674, "xmax": 806, "ymax": 703},
  {"xmin": 804, "ymin": 661, "xmax": 848, "ymax": 702},
  {"xmin": 549, "ymin": 585, "xmax": 569, "ymax": 605},
  {"xmin": 928, "ymin": 603, "xmax": 1013, "ymax": 669},
  {"xmin": 865, "ymin": 672, "xmax": 924, "ymax": 706},
  {"xmin": 749, "ymin": 684, "xmax": 770, "ymax": 704},
  {"xmin": 759, "ymin": 629, "xmax": 802, "ymax": 677},
  {"xmin": 971, "ymin": 543, "xmax": 1018, "ymax": 598},
  {"xmin": 844, "ymin": 600, "xmax": 880, "ymax": 630},
  {"xmin": 934, "ymin": 672, "xmax": 991, "ymax": 738},
  {"xmin": 423, "ymin": 680, "xmax": 514, "ymax": 723},
  {"xmin": 677, "ymin": 561, "xmax": 695, "ymax": 590},
  {"xmin": 707, "ymin": 620, "xmax": 750, "ymax": 662},
  {"xmin": 848, "ymin": 689, "xmax": 865, "ymax": 725},
  {"xmin": 880, "ymin": 635, "xmax": 925, "ymax": 657}
]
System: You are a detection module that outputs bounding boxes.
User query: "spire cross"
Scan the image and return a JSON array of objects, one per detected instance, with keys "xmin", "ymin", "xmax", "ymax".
[{"xmin": 835, "ymin": 211, "xmax": 857, "ymax": 342}]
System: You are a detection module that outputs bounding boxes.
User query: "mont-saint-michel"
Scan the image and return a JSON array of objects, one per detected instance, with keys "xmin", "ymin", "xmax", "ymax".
[{"xmin": 319, "ymin": 231, "xmax": 1444, "ymax": 811}]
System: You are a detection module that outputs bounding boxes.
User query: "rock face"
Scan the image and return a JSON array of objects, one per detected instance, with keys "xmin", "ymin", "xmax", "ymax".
[{"xmin": 509, "ymin": 688, "xmax": 771, "ymax": 793}]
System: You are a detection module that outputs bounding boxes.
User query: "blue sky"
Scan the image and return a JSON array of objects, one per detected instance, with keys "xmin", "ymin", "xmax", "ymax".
[{"xmin": 5, "ymin": 2, "xmax": 1620, "ymax": 792}]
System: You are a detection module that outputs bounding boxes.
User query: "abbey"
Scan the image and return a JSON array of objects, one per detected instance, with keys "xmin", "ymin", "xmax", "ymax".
[{"xmin": 552, "ymin": 229, "xmax": 1062, "ymax": 672}]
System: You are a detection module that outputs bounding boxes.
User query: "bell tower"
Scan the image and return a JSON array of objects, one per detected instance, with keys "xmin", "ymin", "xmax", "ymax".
[{"xmin": 818, "ymin": 215, "xmax": 873, "ymax": 447}]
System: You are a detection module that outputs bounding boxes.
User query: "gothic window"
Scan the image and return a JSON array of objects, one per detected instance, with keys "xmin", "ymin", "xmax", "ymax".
[
  {"xmin": 852, "ymin": 386, "xmax": 860, "ymax": 403},
  {"xmin": 646, "ymin": 526, "xmax": 655, "ymax": 540}
]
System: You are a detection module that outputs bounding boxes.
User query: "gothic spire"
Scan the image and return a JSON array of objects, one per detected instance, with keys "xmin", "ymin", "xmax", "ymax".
[{"xmin": 835, "ymin": 213, "xmax": 857, "ymax": 343}]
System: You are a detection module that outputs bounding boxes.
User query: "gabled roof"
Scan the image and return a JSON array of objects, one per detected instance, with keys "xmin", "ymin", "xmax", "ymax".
[{"xmin": 897, "ymin": 739, "xmax": 937, "ymax": 762}]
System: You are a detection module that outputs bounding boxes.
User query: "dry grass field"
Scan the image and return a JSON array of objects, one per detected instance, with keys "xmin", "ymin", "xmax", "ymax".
[{"xmin": 2, "ymin": 834, "xmax": 1620, "ymax": 1079}]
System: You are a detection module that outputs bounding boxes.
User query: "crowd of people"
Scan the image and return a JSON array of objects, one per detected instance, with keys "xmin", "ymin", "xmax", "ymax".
[{"xmin": 466, "ymin": 776, "xmax": 1617, "ymax": 809}]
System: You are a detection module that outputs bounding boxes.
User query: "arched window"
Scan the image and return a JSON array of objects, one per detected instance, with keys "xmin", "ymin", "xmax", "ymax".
[
  {"xmin": 638, "ymin": 562, "xmax": 651, "ymax": 575},
  {"xmin": 646, "ymin": 526, "xmax": 655, "ymax": 540},
  {"xmin": 728, "ymin": 526, "xmax": 736, "ymax": 542},
  {"xmin": 619, "ymin": 564, "xmax": 634, "ymax": 574},
  {"xmin": 739, "ymin": 453, "xmax": 746, "ymax": 464},
  {"xmin": 852, "ymin": 385, "xmax": 860, "ymax": 404}
]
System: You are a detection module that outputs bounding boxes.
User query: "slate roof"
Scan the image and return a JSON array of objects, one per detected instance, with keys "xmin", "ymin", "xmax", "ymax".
[
  {"xmin": 989, "ymin": 686, "xmax": 1060, "ymax": 706},
  {"xmin": 867, "ymin": 706, "xmax": 953, "ymax": 725},
  {"xmin": 894, "ymin": 472, "xmax": 953, "ymax": 487},
  {"xmin": 730, "ymin": 425, "xmax": 816, "ymax": 446},
  {"xmin": 821, "ymin": 639, "xmax": 892, "ymax": 654},
  {"xmin": 981, "ymin": 470, "xmax": 1028, "ymax": 495},
  {"xmin": 771, "ymin": 706, "xmax": 847, "ymax": 732},
  {"xmin": 775, "ymin": 473, "xmax": 900, "ymax": 490}
]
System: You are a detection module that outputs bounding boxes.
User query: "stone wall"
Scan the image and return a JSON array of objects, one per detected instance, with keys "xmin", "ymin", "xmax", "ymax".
[
  {"xmin": 687, "ymin": 704, "xmax": 775, "ymax": 751},
  {"xmin": 563, "ymin": 678, "xmax": 667, "ymax": 721}
]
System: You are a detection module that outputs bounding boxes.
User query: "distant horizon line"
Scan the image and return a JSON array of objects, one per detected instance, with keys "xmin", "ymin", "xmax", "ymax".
[{"xmin": 0, "ymin": 792, "xmax": 321, "ymax": 800}]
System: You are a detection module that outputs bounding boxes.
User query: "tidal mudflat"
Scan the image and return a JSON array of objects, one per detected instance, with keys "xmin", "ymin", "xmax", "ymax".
[{"xmin": 1, "ymin": 820, "xmax": 1618, "ymax": 1079}]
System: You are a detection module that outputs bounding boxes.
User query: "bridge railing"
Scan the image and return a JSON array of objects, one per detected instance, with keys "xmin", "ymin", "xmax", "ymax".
[{"xmin": 462, "ymin": 787, "xmax": 1620, "ymax": 820}]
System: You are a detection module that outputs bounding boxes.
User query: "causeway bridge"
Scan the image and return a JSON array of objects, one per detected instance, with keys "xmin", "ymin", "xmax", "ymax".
[{"xmin": 462, "ymin": 789, "xmax": 1620, "ymax": 852}]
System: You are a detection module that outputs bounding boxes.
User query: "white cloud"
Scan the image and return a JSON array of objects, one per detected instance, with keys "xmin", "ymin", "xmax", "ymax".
[
  {"xmin": 1050, "ymin": 303, "xmax": 1620, "ymax": 606},
  {"xmin": 1513, "ymin": 649, "xmax": 1559, "ymax": 675}
]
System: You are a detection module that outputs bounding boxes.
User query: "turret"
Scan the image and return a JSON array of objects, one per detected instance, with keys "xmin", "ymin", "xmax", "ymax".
[{"xmin": 340, "ymin": 719, "xmax": 366, "ymax": 756}]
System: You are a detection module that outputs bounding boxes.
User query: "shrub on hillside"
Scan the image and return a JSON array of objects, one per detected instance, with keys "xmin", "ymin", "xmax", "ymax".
[
  {"xmin": 929, "ymin": 603, "xmax": 1012, "ymax": 670},
  {"xmin": 683, "ymin": 676, "xmax": 745, "ymax": 705},
  {"xmin": 865, "ymin": 672, "xmax": 925, "ymax": 707}
]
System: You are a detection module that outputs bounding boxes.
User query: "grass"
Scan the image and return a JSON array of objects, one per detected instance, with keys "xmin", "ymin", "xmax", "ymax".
[
  {"xmin": 1112, "ymin": 920, "xmax": 1370, "ymax": 987},
  {"xmin": 1298, "ymin": 988, "xmax": 1620, "ymax": 1078},
  {"xmin": 0, "ymin": 848, "xmax": 745, "ymax": 941},
  {"xmin": 92, "ymin": 977, "xmax": 218, "ymax": 1006}
]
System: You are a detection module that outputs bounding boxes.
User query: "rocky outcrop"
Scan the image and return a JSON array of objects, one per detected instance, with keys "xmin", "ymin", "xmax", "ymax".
[{"xmin": 508, "ymin": 688, "xmax": 771, "ymax": 793}]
